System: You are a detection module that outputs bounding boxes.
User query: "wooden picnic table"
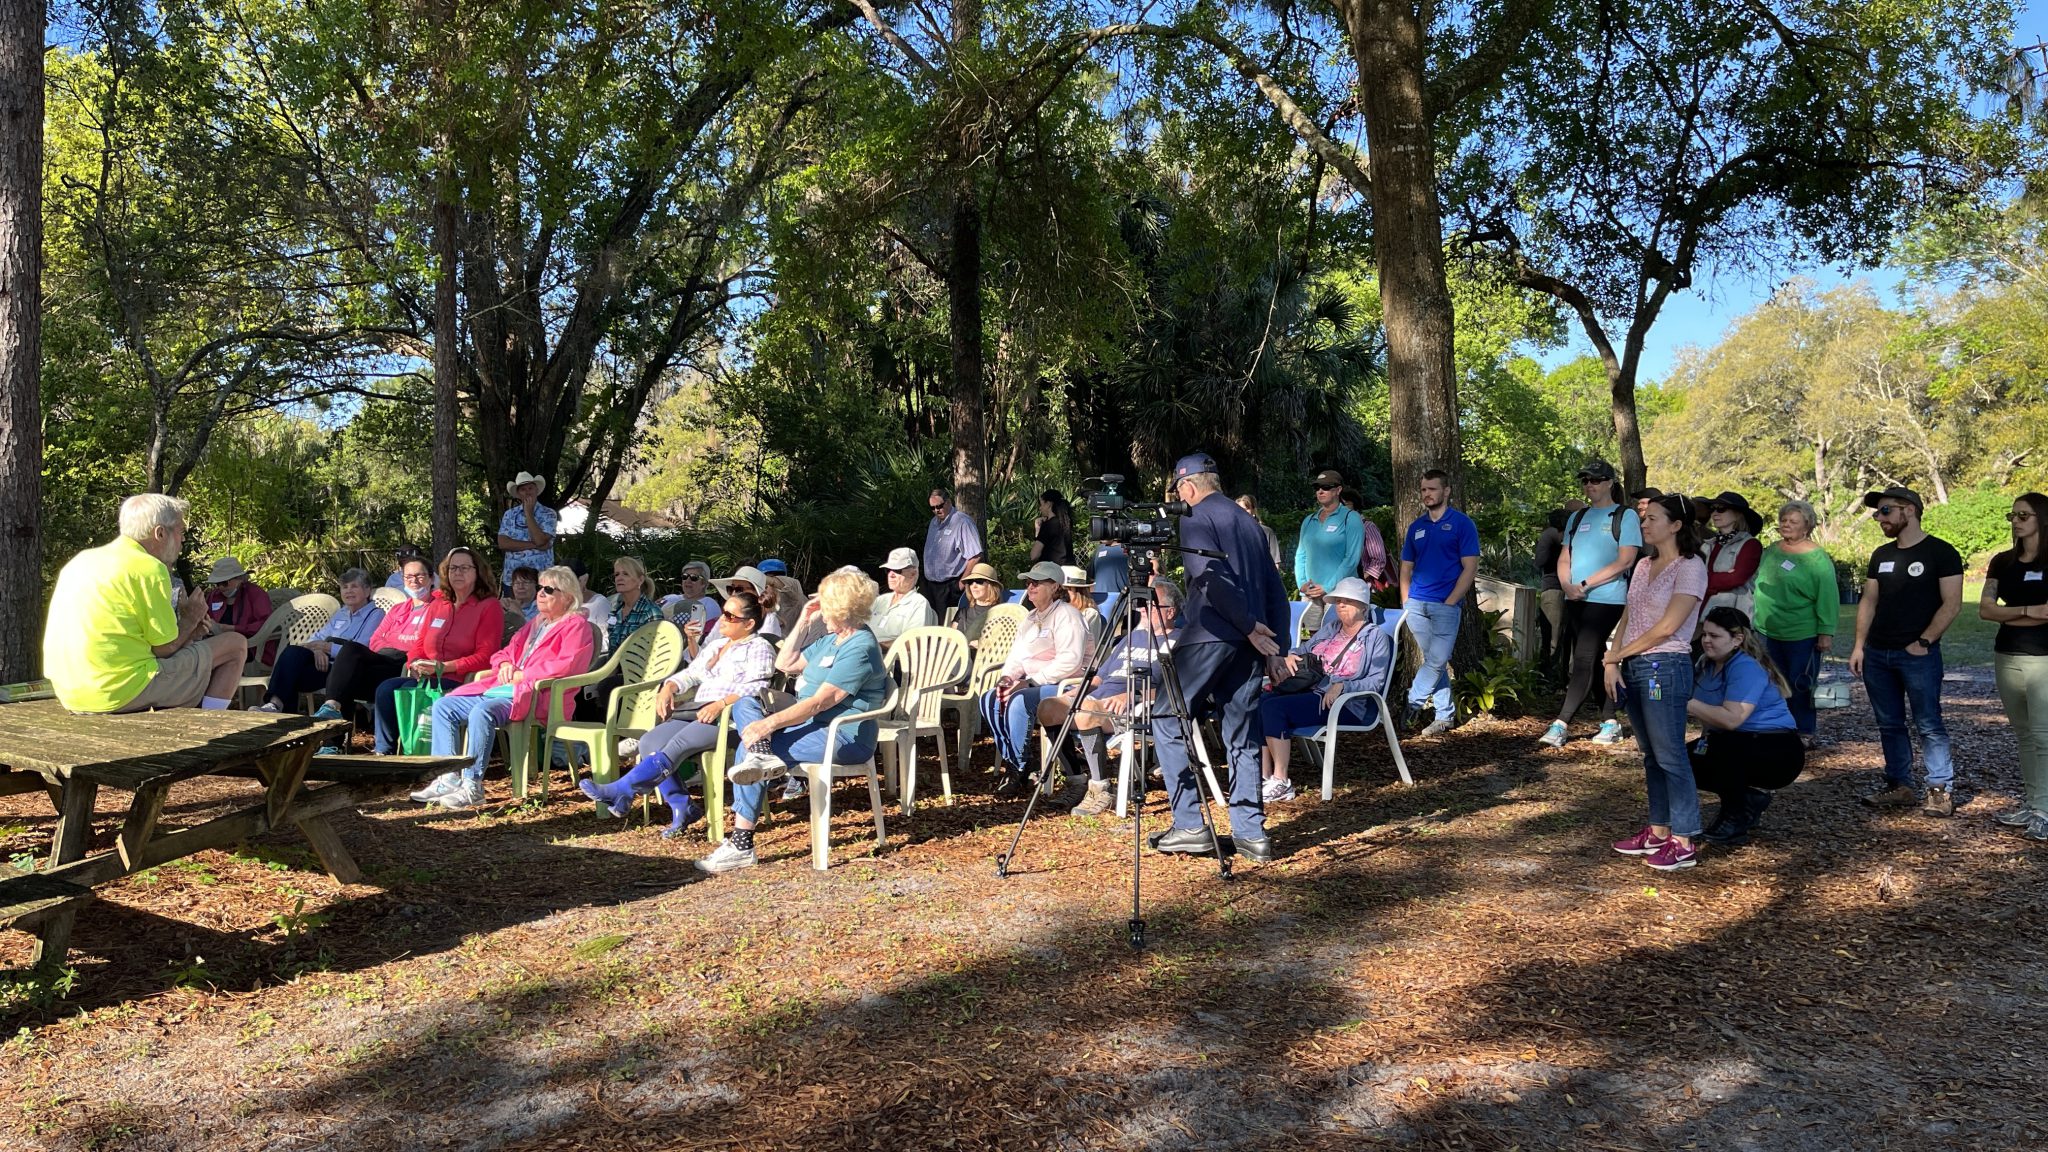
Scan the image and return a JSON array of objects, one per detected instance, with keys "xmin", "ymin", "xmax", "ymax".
[{"xmin": 0, "ymin": 700, "xmax": 461, "ymax": 972}]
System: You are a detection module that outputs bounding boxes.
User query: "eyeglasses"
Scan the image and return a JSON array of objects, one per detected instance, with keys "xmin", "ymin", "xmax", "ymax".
[
  {"xmin": 446, "ymin": 563, "xmax": 476, "ymax": 572},
  {"xmin": 403, "ymin": 572, "xmax": 431, "ymax": 582},
  {"xmin": 2010, "ymin": 511, "xmax": 2037, "ymax": 522}
]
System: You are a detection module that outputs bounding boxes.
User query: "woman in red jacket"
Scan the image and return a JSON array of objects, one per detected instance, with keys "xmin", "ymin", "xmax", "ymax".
[{"xmin": 369, "ymin": 547, "xmax": 503, "ymax": 753}]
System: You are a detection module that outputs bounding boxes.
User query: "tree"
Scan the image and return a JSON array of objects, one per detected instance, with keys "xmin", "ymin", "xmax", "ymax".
[{"xmin": 0, "ymin": 0, "xmax": 42, "ymax": 681}]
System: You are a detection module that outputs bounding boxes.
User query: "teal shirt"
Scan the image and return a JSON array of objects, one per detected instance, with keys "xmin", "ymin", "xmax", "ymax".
[
  {"xmin": 1752, "ymin": 544, "xmax": 1840, "ymax": 642},
  {"xmin": 795, "ymin": 627, "xmax": 890, "ymax": 747},
  {"xmin": 1566, "ymin": 505, "xmax": 1642, "ymax": 606},
  {"xmin": 1294, "ymin": 506, "xmax": 1364, "ymax": 592}
]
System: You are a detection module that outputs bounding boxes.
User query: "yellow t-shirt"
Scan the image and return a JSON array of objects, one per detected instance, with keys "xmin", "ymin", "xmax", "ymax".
[{"xmin": 43, "ymin": 537, "xmax": 180, "ymax": 712}]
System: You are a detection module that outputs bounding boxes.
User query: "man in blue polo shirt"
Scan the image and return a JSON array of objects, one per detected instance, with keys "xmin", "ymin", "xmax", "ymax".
[{"xmin": 1399, "ymin": 468, "xmax": 1480, "ymax": 736}]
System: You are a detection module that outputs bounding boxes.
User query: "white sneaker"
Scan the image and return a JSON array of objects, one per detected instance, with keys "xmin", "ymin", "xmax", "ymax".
[
  {"xmin": 1420, "ymin": 717, "xmax": 1454, "ymax": 737},
  {"xmin": 1538, "ymin": 721, "xmax": 1568, "ymax": 749},
  {"xmin": 780, "ymin": 773, "xmax": 807, "ymax": 802},
  {"xmin": 436, "ymin": 777, "xmax": 486, "ymax": 810},
  {"xmin": 256, "ymin": 700, "xmax": 282, "ymax": 713},
  {"xmin": 727, "ymin": 752, "xmax": 787, "ymax": 787},
  {"xmin": 693, "ymin": 839, "xmax": 758, "ymax": 874},
  {"xmin": 1590, "ymin": 720, "xmax": 1623, "ymax": 745},
  {"xmin": 410, "ymin": 771, "xmax": 462, "ymax": 802},
  {"xmin": 617, "ymin": 737, "xmax": 640, "ymax": 762},
  {"xmin": 1262, "ymin": 777, "xmax": 1297, "ymax": 803}
]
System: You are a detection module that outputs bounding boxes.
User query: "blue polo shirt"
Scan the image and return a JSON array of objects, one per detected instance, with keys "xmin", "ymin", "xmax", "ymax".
[
  {"xmin": 1694, "ymin": 652, "xmax": 1796, "ymax": 733},
  {"xmin": 1399, "ymin": 507, "xmax": 1480, "ymax": 605}
]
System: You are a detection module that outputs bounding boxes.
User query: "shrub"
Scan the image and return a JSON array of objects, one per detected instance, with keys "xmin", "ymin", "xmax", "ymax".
[{"xmin": 1923, "ymin": 486, "xmax": 2017, "ymax": 568}]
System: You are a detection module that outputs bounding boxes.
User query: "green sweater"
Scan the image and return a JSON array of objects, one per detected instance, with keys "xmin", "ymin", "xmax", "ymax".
[{"xmin": 1752, "ymin": 544, "xmax": 1840, "ymax": 642}]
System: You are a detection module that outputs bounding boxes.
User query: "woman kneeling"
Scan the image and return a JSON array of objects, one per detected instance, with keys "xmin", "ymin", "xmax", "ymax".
[
  {"xmin": 1688, "ymin": 607, "xmax": 1805, "ymax": 844},
  {"xmin": 697, "ymin": 570, "xmax": 891, "ymax": 874}
]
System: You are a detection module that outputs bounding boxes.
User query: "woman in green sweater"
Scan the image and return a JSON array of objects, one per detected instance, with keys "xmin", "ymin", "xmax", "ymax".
[{"xmin": 1752, "ymin": 499, "xmax": 1841, "ymax": 745}]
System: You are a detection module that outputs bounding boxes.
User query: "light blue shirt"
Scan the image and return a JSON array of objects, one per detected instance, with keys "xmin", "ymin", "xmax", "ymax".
[
  {"xmin": 498, "ymin": 503, "xmax": 559, "ymax": 586},
  {"xmin": 1295, "ymin": 506, "xmax": 1364, "ymax": 593},
  {"xmin": 311, "ymin": 601, "xmax": 386, "ymax": 657},
  {"xmin": 921, "ymin": 509, "xmax": 984, "ymax": 582},
  {"xmin": 1566, "ymin": 505, "xmax": 1643, "ymax": 606}
]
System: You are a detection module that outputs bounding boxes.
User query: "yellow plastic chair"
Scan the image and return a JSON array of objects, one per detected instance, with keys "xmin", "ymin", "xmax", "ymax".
[
  {"xmin": 938, "ymin": 604, "xmax": 1024, "ymax": 778},
  {"xmin": 522, "ymin": 620, "xmax": 685, "ymax": 800},
  {"xmin": 236, "ymin": 593, "xmax": 340, "ymax": 706},
  {"xmin": 874, "ymin": 626, "xmax": 970, "ymax": 812}
]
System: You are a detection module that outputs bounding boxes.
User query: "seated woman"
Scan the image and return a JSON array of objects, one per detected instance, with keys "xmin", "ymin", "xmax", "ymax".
[
  {"xmin": 412, "ymin": 565, "xmax": 597, "ymax": 811},
  {"xmin": 580, "ymin": 590, "xmax": 777, "ymax": 836},
  {"xmin": 758, "ymin": 558, "xmax": 805, "ymax": 635},
  {"xmin": 1062, "ymin": 565, "xmax": 1106, "ymax": 647},
  {"xmin": 370, "ymin": 546, "xmax": 503, "ymax": 754},
  {"xmin": 314, "ymin": 557, "xmax": 433, "ymax": 721},
  {"xmin": 1686, "ymin": 606, "xmax": 1805, "ymax": 844},
  {"xmin": 503, "ymin": 566, "xmax": 540, "ymax": 622},
  {"xmin": 718, "ymin": 565, "xmax": 785, "ymax": 642},
  {"xmin": 951, "ymin": 562, "xmax": 1006, "ymax": 645},
  {"xmin": 1258, "ymin": 577, "xmax": 1395, "ymax": 803},
  {"xmin": 979, "ymin": 561, "xmax": 1088, "ymax": 794},
  {"xmin": 205, "ymin": 557, "xmax": 278, "ymax": 663},
  {"xmin": 257, "ymin": 568, "xmax": 385, "ymax": 712},
  {"xmin": 607, "ymin": 556, "xmax": 661, "ymax": 645},
  {"xmin": 697, "ymin": 570, "xmax": 891, "ymax": 874},
  {"xmin": 1037, "ymin": 580, "xmax": 1181, "ymax": 816}
]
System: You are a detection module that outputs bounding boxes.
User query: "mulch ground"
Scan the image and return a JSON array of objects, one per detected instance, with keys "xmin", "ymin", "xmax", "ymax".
[{"xmin": 0, "ymin": 671, "xmax": 2043, "ymax": 1151}]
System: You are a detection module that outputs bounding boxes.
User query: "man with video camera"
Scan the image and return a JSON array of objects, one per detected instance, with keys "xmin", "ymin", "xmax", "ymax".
[{"xmin": 1149, "ymin": 453, "xmax": 1291, "ymax": 863}]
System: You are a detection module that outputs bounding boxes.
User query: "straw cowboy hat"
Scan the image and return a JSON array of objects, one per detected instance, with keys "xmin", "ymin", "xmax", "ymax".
[
  {"xmin": 206, "ymin": 557, "xmax": 250, "ymax": 584},
  {"xmin": 504, "ymin": 471, "xmax": 548, "ymax": 497}
]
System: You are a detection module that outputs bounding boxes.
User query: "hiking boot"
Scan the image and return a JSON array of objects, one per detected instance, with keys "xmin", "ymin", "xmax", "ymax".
[
  {"xmin": 1612, "ymin": 826, "xmax": 1670, "ymax": 856},
  {"xmin": 410, "ymin": 771, "xmax": 462, "ymax": 803},
  {"xmin": 1590, "ymin": 719, "xmax": 1624, "ymax": 746},
  {"xmin": 1261, "ymin": 777, "xmax": 1297, "ymax": 803},
  {"xmin": 1054, "ymin": 774, "xmax": 1090, "ymax": 808},
  {"xmin": 1537, "ymin": 721, "xmax": 1568, "ymax": 749},
  {"xmin": 1420, "ymin": 716, "xmax": 1454, "ymax": 738},
  {"xmin": 694, "ymin": 838, "xmax": 757, "ymax": 874},
  {"xmin": 1921, "ymin": 786, "xmax": 1955, "ymax": 818},
  {"xmin": 1151, "ymin": 825, "xmax": 1218, "ymax": 855},
  {"xmin": 1861, "ymin": 784, "xmax": 1919, "ymax": 809},
  {"xmin": 1644, "ymin": 838, "xmax": 1699, "ymax": 871},
  {"xmin": 726, "ymin": 752, "xmax": 787, "ymax": 787},
  {"xmin": 436, "ymin": 777, "xmax": 486, "ymax": 811},
  {"xmin": 1070, "ymin": 780, "xmax": 1114, "ymax": 817},
  {"xmin": 1993, "ymin": 806, "xmax": 2041, "ymax": 828}
]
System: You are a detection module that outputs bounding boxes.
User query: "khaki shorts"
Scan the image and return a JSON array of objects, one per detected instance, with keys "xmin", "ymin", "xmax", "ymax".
[{"xmin": 116, "ymin": 640, "xmax": 217, "ymax": 712}]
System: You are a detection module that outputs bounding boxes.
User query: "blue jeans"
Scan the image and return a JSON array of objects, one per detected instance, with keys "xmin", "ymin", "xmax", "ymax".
[
  {"xmin": 372, "ymin": 674, "xmax": 463, "ymax": 753},
  {"xmin": 431, "ymin": 693, "xmax": 513, "ymax": 780},
  {"xmin": 1861, "ymin": 644, "xmax": 1952, "ymax": 789},
  {"xmin": 979, "ymin": 683, "xmax": 1063, "ymax": 776},
  {"xmin": 1404, "ymin": 600, "xmax": 1460, "ymax": 715},
  {"xmin": 1157, "ymin": 640, "xmax": 1266, "ymax": 840},
  {"xmin": 1763, "ymin": 635, "xmax": 1821, "ymax": 736},
  {"xmin": 1621, "ymin": 653, "xmax": 1700, "ymax": 838},
  {"xmin": 727, "ymin": 696, "xmax": 874, "ymax": 825}
]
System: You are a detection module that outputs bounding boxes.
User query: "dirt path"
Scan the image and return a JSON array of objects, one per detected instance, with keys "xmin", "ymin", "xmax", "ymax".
[{"xmin": 2, "ymin": 678, "xmax": 2042, "ymax": 1151}]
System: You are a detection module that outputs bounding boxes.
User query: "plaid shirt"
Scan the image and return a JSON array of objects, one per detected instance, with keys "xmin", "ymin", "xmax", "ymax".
[{"xmin": 668, "ymin": 633, "xmax": 776, "ymax": 704}]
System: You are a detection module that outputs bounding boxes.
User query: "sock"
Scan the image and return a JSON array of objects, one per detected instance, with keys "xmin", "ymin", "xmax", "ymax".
[
  {"xmin": 201, "ymin": 696, "xmax": 230, "ymax": 710},
  {"xmin": 1077, "ymin": 729, "xmax": 1108, "ymax": 782},
  {"xmin": 729, "ymin": 827, "xmax": 755, "ymax": 851}
]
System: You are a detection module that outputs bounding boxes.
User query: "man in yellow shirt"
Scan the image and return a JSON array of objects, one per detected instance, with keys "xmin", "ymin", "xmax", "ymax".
[{"xmin": 43, "ymin": 494, "xmax": 248, "ymax": 713}]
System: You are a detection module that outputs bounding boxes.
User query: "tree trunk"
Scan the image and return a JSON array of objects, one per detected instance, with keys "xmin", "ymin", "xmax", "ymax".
[
  {"xmin": 0, "ymin": 0, "xmax": 44, "ymax": 682},
  {"xmin": 947, "ymin": 189, "xmax": 987, "ymax": 521},
  {"xmin": 431, "ymin": 171, "xmax": 462, "ymax": 561}
]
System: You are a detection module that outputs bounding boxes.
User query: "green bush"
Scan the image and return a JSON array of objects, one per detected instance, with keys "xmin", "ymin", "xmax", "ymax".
[{"xmin": 1923, "ymin": 486, "xmax": 2017, "ymax": 568}]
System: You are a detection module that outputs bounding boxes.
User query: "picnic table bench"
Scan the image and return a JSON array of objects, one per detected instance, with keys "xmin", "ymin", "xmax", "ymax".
[{"xmin": 0, "ymin": 700, "xmax": 465, "ymax": 973}]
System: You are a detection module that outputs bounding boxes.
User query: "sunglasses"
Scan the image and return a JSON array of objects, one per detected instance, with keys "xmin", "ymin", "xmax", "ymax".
[
  {"xmin": 929, "ymin": 504, "xmax": 946, "ymax": 514},
  {"xmin": 1314, "ymin": 484, "xmax": 1338, "ymax": 491},
  {"xmin": 1874, "ymin": 505, "xmax": 1909, "ymax": 517},
  {"xmin": 721, "ymin": 610, "xmax": 756, "ymax": 623},
  {"xmin": 681, "ymin": 573, "xmax": 705, "ymax": 581},
  {"xmin": 2009, "ymin": 511, "xmax": 2037, "ymax": 522},
  {"xmin": 537, "ymin": 585, "xmax": 562, "ymax": 596}
]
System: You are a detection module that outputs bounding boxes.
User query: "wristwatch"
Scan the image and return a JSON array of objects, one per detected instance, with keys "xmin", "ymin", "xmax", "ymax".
[{"xmin": 1917, "ymin": 636, "xmax": 1936, "ymax": 648}]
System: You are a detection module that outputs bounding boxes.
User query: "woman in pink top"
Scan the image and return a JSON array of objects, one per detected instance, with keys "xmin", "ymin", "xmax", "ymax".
[
  {"xmin": 412, "ymin": 565, "xmax": 597, "ymax": 811},
  {"xmin": 315, "ymin": 556, "xmax": 435, "ymax": 716},
  {"xmin": 1603, "ymin": 493, "xmax": 1710, "ymax": 871}
]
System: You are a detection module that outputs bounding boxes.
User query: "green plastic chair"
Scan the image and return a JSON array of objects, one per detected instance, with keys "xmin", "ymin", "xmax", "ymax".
[{"xmin": 527, "ymin": 620, "xmax": 686, "ymax": 802}]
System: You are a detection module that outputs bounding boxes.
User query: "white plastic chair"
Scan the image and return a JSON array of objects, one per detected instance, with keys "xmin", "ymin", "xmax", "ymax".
[
  {"xmin": 797, "ymin": 690, "xmax": 902, "ymax": 870},
  {"xmin": 236, "ymin": 593, "xmax": 340, "ymax": 705},
  {"xmin": 1296, "ymin": 608, "xmax": 1413, "ymax": 798},
  {"xmin": 1111, "ymin": 703, "xmax": 1228, "ymax": 819},
  {"xmin": 874, "ymin": 627, "xmax": 970, "ymax": 812},
  {"xmin": 370, "ymin": 586, "xmax": 407, "ymax": 611}
]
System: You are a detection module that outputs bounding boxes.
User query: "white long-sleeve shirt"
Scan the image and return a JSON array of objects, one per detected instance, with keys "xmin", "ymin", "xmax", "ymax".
[{"xmin": 1001, "ymin": 599, "xmax": 1087, "ymax": 685}]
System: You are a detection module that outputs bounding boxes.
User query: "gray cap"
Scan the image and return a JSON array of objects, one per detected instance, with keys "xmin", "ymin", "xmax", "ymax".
[{"xmin": 1018, "ymin": 561, "xmax": 1064, "ymax": 584}]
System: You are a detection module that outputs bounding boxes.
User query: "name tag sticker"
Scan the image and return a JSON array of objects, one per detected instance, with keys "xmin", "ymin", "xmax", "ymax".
[
  {"xmin": 1781, "ymin": 559, "xmax": 1797, "ymax": 571},
  {"xmin": 1325, "ymin": 522, "xmax": 1339, "ymax": 533},
  {"xmin": 1413, "ymin": 530, "xmax": 1426, "ymax": 541},
  {"xmin": 1877, "ymin": 561, "xmax": 1896, "ymax": 574},
  {"xmin": 431, "ymin": 618, "xmax": 447, "ymax": 628},
  {"xmin": 819, "ymin": 656, "xmax": 834, "ymax": 668},
  {"xmin": 2025, "ymin": 571, "xmax": 2045, "ymax": 582}
]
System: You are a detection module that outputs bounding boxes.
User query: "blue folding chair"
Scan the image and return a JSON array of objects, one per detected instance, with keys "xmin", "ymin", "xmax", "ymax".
[{"xmin": 1288, "ymin": 599, "xmax": 1310, "ymax": 643}]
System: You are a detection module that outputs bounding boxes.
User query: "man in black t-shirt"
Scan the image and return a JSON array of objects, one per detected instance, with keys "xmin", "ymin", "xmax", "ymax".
[{"xmin": 1849, "ymin": 487, "xmax": 1965, "ymax": 815}]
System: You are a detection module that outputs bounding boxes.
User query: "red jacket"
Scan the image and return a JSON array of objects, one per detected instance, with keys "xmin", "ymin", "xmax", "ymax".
[
  {"xmin": 405, "ymin": 591, "xmax": 502, "ymax": 676},
  {"xmin": 446, "ymin": 614, "xmax": 596, "ymax": 723},
  {"xmin": 210, "ymin": 582, "xmax": 277, "ymax": 662}
]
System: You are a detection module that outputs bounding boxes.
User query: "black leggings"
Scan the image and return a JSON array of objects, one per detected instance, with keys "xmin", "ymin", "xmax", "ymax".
[
  {"xmin": 322, "ymin": 641, "xmax": 406, "ymax": 712},
  {"xmin": 1556, "ymin": 601, "xmax": 1626, "ymax": 723},
  {"xmin": 1689, "ymin": 728, "xmax": 1805, "ymax": 802}
]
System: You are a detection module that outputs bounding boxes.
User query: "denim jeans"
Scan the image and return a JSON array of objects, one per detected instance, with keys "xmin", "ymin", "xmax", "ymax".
[
  {"xmin": 727, "ymin": 696, "xmax": 874, "ymax": 824},
  {"xmin": 430, "ymin": 693, "xmax": 514, "ymax": 780},
  {"xmin": 1861, "ymin": 644, "xmax": 1952, "ymax": 789},
  {"xmin": 1404, "ymin": 600, "xmax": 1461, "ymax": 715},
  {"xmin": 264, "ymin": 644, "xmax": 329, "ymax": 708},
  {"xmin": 979, "ymin": 683, "xmax": 1063, "ymax": 777},
  {"xmin": 1763, "ymin": 635, "xmax": 1821, "ymax": 736},
  {"xmin": 1621, "ymin": 653, "xmax": 1700, "ymax": 838},
  {"xmin": 1157, "ymin": 640, "xmax": 1266, "ymax": 841}
]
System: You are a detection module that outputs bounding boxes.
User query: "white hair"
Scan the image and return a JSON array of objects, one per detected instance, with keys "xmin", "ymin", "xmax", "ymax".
[
  {"xmin": 119, "ymin": 494, "xmax": 190, "ymax": 543},
  {"xmin": 338, "ymin": 567, "xmax": 371, "ymax": 588}
]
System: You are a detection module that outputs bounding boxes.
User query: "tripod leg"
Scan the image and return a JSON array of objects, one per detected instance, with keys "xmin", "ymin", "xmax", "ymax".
[{"xmin": 997, "ymin": 603, "xmax": 1132, "ymax": 877}]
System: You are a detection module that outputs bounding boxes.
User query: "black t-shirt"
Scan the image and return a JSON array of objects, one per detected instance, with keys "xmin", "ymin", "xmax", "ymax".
[
  {"xmin": 1034, "ymin": 517, "xmax": 1075, "ymax": 566},
  {"xmin": 1988, "ymin": 550, "xmax": 2048, "ymax": 656},
  {"xmin": 1533, "ymin": 526, "xmax": 1565, "ymax": 592},
  {"xmin": 1864, "ymin": 535, "xmax": 1965, "ymax": 650}
]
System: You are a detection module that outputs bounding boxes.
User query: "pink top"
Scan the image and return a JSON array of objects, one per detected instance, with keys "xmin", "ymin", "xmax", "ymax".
[
  {"xmin": 1622, "ymin": 555, "xmax": 1709, "ymax": 655},
  {"xmin": 1310, "ymin": 624, "xmax": 1371, "ymax": 680},
  {"xmin": 445, "ymin": 613, "xmax": 596, "ymax": 723}
]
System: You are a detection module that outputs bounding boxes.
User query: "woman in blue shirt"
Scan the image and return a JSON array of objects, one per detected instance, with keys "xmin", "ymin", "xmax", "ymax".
[{"xmin": 1687, "ymin": 606, "xmax": 1806, "ymax": 845}]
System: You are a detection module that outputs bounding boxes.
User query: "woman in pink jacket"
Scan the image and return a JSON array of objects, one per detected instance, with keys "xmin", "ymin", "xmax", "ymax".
[{"xmin": 411, "ymin": 564, "xmax": 596, "ymax": 811}]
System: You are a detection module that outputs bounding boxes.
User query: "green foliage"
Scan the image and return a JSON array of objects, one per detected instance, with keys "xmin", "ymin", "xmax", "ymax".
[
  {"xmin": 1925, "ymin": 486, "xmax": 2022, "ymax": 565},
  {"xmin": 1454, "ymin": 653, "xmax": 1543, "ymax": 722}
]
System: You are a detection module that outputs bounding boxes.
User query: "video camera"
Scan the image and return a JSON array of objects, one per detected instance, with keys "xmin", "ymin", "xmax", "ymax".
[{"xmin": 1083, "ymin": 474, "xmax": 1188, "ymax": 548}]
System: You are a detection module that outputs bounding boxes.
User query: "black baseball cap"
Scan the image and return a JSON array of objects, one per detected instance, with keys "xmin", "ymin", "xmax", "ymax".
[
  {"xmin": 1575, "ymin": 460, "xmax": 1616, "ymax": 482},
  {"xmin": 1862, "ymin": 486, "xmax": 1924, "ymax": 513}
]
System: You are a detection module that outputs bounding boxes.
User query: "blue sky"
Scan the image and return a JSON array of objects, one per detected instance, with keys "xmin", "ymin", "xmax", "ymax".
[{"xmin": 1571, "ymin": 4, "xmax": 2048, "ymax": 383}]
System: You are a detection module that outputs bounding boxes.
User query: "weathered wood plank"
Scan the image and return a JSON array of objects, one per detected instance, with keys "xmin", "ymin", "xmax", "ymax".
[
  {"xmin": 0, "ymin": 771, "xmax": 48, "ymax": 797},
  {"xmin": 32, "ymin": 779, "xmax": 100, "ymax": 971},
  {"xmin": 0, "ymin": 871, "xmax": 92, "ymax": 926},
  {"xmin": 293, "ymin": 815, "xmax": 362, "ymax": 885},
  {"xmin": 116, "ymin": 781, "xmax": 171, "ymax": 872},
  {"xmin": 306, "ymin": 754, "xmax": 466, "ymax": 783}
]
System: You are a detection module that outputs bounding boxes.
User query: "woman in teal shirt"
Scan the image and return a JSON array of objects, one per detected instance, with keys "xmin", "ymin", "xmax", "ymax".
[
  {"xmin": 1750, "ymin": 499, "xmax": 1840, "ymax": 743},
  {"xmin": 1541, "ymin": 462, "xmax": 1642, "ymax": 748}
]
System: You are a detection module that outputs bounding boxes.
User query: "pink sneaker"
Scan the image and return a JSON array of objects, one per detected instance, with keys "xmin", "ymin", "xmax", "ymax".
[
  {"xmin": 1644, "ymin": 838, "xmax": 1699, "ymax": 871},
  {"xmin": 1612, "ymin": 826, "xmax": 1670, "ymax": 856}
]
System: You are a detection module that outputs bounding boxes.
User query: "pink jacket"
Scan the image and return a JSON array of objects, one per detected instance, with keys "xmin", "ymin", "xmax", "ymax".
[{"xmin": 445, "ymin": 613, "xmax": 596, "ymax": 723}]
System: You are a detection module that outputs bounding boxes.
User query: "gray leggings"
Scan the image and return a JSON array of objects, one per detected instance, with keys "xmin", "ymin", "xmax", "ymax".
[{"xmin": 641, "ymin": 716, "xmax": 724, "ymax": 774}]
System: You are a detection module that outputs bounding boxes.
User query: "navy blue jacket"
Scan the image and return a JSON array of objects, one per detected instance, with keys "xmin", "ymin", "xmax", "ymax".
[{"xmin": 1177, "ymin": 493, "xmax": 1289, "ymax": 647}]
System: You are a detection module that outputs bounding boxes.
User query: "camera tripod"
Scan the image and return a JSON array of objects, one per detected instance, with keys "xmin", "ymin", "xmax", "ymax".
[{"xmin": 993, "ymin": 548, "xmax": 1235, "ymax": 950}]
